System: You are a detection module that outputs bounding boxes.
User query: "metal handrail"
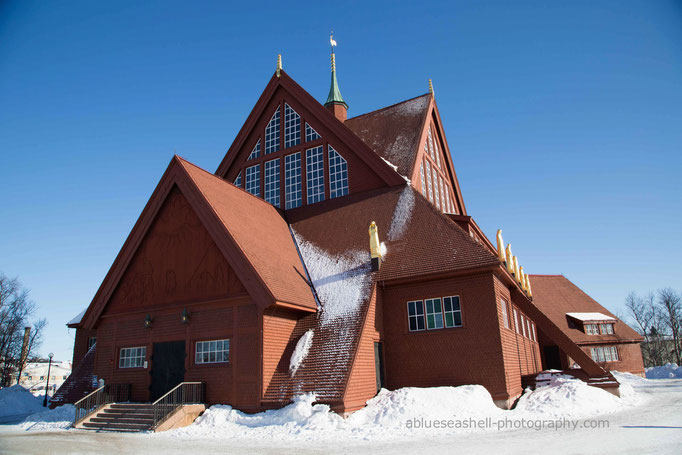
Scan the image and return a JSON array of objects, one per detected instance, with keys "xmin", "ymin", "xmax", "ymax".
[
  {"xmin": 73, "ymin": 383, "xmax": 131, "ymax": 426},
  {"xmin": 151, "ymin": 382, "xmax": 203, "ymax": 429}
]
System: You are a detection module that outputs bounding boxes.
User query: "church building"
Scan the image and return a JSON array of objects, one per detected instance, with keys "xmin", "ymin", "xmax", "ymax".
[{"xmin": 56, "ymin": 47, "xmax": 644, "ymax": 414}]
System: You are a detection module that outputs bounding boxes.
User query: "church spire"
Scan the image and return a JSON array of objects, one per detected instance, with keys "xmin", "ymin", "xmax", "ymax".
[{"xmin": 324, "ymin": 32, "xmax": 348, "ymax": 122}]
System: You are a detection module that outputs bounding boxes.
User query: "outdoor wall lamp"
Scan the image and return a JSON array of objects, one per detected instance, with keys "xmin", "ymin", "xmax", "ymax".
[
  {"xmin": 144, "ymin": 314, "xmax": 152, "ymax": 328},
  {"xmin": 181, "ymin": 308, "xmax": 190, "ymax": 324}
]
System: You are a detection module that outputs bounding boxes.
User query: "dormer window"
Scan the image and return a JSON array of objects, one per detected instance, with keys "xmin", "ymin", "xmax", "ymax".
[
  {"xmin": 585, "ymin": 323, "xmax": 599, "ymax": 335},
  {"xmin": 600, "ymin": 323, "xmax": 614, "ymax": 334}
]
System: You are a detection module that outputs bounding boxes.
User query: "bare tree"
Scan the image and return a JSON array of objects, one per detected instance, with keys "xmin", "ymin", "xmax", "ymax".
[
  {"xmin": 658, "ymin": 288, "xmax": 682, "ymax": 365},
  {"xmin": 624, "ymin": 291, "xmax": 670, "ymax": 366},
  {"xmin": 0, "ymin": 273, "xmax": 47, "ymax": 386}
]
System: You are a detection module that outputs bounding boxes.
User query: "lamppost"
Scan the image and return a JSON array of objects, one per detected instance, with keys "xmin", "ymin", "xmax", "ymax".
[{"xmin": 42, "ymin": 353, "xmax": 54, "ymax": 407}]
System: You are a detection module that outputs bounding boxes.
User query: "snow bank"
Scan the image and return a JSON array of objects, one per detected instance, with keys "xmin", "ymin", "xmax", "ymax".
[
  {"xmin": 289, "ymin": 330, "xmax": 314, "ymax": 376},
  {"xmin": 19, "ymin": 405, "xmax": 75, "ymax": 431},
  {"xmin": 514, "ymin": 377, "xmax": 637, "ymax": 419},
  {"xmin": 0, "ymin": 385, "xmax": 45, "ymax": 417},
  {"xmin": 167, "ymin": 380, "xmax": 639, "ymax": 441},
  {"xmin": 645, "ymin": 363, "xmax": 682, "ymax": 379},
  {"xmin": 292, "ymin": 231, "xmax": 372, "ymax": 326}
]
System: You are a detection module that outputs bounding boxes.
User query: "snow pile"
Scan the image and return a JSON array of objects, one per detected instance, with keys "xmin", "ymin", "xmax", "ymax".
[
  {"xmin": 645, "ymin": 363, "xmax": 682, "ymax": 379},
  {"xmin": 387, "ymin": 185, "xmax": 415, "ymax": 241},
  {"xmin": 292, "ymin": 231, "xmax": 372, "ymax": 326},
  {"xmin": 19, "ymin": 405, "xmax": 75, "ymax": 431},
  {"xmin": 514, "ymin": 377, "xmax": 636, "ymax": 419},
  {"xmin": 0, "ymin": 385, "xmax": 45, "ymax": 418},
  {"xmin": 289, "ymin": 330, "xmax": 314, "ymax": 376}
]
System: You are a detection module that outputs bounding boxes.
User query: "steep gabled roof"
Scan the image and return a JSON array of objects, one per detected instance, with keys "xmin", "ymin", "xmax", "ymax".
[
  {"xmin": 79, "ymin": 156, "xmax": 315, "ymax": 329},
  {"xmin": 262, "ymin": 185, "xmax": 499, "ymax": 404},
  {"xmin": 529, "ymin": 275, "xmax": 643, "ymax": 344},
  {"xmin": 345, "ymin": 94, "xmax": 431, "ymax": 179},
  {"xmin": 215, "ymin": 70, "xmax": 405, "ymax": 187}
]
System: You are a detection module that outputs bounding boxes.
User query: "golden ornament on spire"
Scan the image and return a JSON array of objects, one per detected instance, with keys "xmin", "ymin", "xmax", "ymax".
[
  {"xmin": 512, "ymin": 256, "xmax": 519, "ymax": 278},
  {"xmin": 496, "ymin": 230, "xmax": 505, "ymax": 263},
  {"xmin": 519, "ymin": 266, "xmax": 527, "ymax": 290},
  {"xmin": 276, "ymin": 54, "xmax": 282, "ymax": 78},
  {"xmin": 526, "ymin": 275, "xmax": 533, "ymax": 297},
  {"xmin": 429, "ymin": 78, "xmax": 434, "ymax": 95}
]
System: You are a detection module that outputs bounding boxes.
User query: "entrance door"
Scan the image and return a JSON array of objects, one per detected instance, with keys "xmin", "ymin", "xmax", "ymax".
[
  {"xmin": 150, "ymin": 341, "xmax": 186, "ymax": 402},
  {"xmin": 374, "ymin": 342, "xmax": 385, "ymax": 393},
  {"xmin": 543, "ymin": 345, "xmax": 562, "ymax": 370}
]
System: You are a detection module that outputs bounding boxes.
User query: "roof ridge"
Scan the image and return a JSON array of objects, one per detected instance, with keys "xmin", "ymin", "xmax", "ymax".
[
  {"xmin": 346, "ymin": 93, "xmax": 431, "ymax": 122},
  {"xmin": 529, "ymin": 274, "xmax": 565, "ymax": 277}
]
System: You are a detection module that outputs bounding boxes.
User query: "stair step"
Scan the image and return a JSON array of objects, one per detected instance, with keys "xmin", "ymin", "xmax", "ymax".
[
  {"xmin": 98, "ymin": 412, "xmax": 154, "ymax": 420},
  {"xmin": 90, "ymin": 417, "xmax": 154, "ymax": 424},
  {"xmin": 103, "ymin": 408, "xmax": 154, "ymax": 415},
  {"xmin": 82, "ymin": 421, "xmax": 152, "ymax": 431}
]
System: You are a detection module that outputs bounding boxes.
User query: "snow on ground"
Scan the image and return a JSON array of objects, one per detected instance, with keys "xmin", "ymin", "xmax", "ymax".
[
  {"xmin": 19, "ymin": 405, "xmax": 75, "ymax": 431},
  {"xmin": 0, "ymin": 385, "xmax": 45, "ymax": 418},
  {"xmin": 292, "ymin": 230, "xmax": 373, "ymax": 326},
  {"xmin": 289, "ymin": 330, "xmax": 314, "ymax": 376},
  {"xmin": 645, "ymin": 363, "xmax": 682, "ymax": 379},
  {"xmin": 165, "ymin": 378, "xmax": 639, "ymax": 442}
]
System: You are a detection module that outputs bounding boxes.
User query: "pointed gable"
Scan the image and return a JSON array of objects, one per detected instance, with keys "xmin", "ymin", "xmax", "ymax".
[
  {"xmin": 215, "ymin": 70, "xmax": 405, "ymax": 210},
  {"xmin": 80, "ymin": 156, "xmax": 316, "ymax": 329}
]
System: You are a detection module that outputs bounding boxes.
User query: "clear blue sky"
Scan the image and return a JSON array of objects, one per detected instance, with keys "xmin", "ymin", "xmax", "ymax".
[{"xmin": 1, "ymin": 1, "xmax": 681, "ymax": 361}]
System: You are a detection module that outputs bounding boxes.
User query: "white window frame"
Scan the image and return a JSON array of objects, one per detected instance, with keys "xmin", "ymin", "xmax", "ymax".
[
  {"xmin": 247, "ymin": 139, "xmax": 260, "ymax": 161},
  {"xmin": 407, "ymin": 300, "xmax": 425, "ymax": 332},
  {"xmin": 420, "ymin": 163, "xmax": 426, "ymax": 195},
  {"xmin": 513, "ymin": 309, "xmax": 520, "ymax": 334},
  {"xmin": 600, "ymin": 323, "xmax": 614, "ymax": 335},
  {"xmin": 443, "ymin": 296, "xmax": 463, "ymax": 328},
  {"xmin": 328, "ymin": 145, "xmax": 349, "ymax": 199},
  {"xmin": 284, "ymin": 152, "xmax": 302, "ymax": 209},
  {"xmin": 425, "ymin": 298, "xmax": 444, "ymax": 330},
  {"xmin": 432, "ymin": 167, "xmax": 440, "ymax": 209},
  {"xmin": 305, "ymin": 123, "xmax": 320, "ymax": 142},
  {"xmin": 306, "ymin": 146, "xmax": 325, "ymax": 204},
  {"xmin": 119, "ymin": 346, "xmax": 146, "ymax": 369},
  {"xmin": 195, "ymin": 339, "xmax": 230, "ymax": 364},
  {"xmin": 284, "ymin": 103, "xmax": 301, "ymax": 149},
  {"xmin": 264, "ymin": 106, "xmax": 281, "ymax": 155},
  {"xmin": 500, "ymin": 299, "xmax": 510, "ymax": 329},
  {"xmin": 585, "ymin": 323, "xmax": 599, "ymax": 335},
  {"xmin": 425, "ymin": 160, "xmax": 433, "ymax": 202},
  {"xmin": 245, "ymin": 164, "xmax": 260, "ymax": 197},
  {"xmin": 264, "ymin": 158, "xmax": 281, "ymax": 207}
]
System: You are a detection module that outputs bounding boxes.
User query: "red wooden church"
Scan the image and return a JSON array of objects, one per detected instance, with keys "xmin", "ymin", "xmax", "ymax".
[{"xmin": 57, "ymin": 49, "xmax": 644, "ymax": 415}]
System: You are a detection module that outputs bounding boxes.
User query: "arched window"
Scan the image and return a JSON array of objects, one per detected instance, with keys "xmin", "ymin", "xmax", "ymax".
[{"xmin": 328, "ymin": 145, "xmax": 348, "ymax": 199}]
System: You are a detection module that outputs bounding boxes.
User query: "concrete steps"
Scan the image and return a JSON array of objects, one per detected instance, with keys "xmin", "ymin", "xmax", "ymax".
[{"xmin": 78, "ymin": 403, "xmax": 154, "ymax": 432}]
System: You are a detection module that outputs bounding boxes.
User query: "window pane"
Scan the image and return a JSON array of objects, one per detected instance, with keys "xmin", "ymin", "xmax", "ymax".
[
  {"xmin": 247, "ymin": 139, "xmax": 261, "ymax": 160},
  {"xmin": 306, "ymin": 146, "xmax": 325, "ymax": 204},
  {"xmin": 264, "ymin": 158, "xmax": 281, "ymax": 207},
  {"xmin": 284, "ymin": 153, "xmax": 302, "ymax": 209},
  {"xmin": 328, "ymin": 145, "xmax": 349, "ymax": 199},
  {"xmin": 444, "ymin": 312, "xmax": 454, "ymax": 327},
  {"xmin": 284, "ymin": 103, "xmax": 301, "ymax": 148},
  {"xmin": 409, "ymin": 318, "xmax": 417, "ymax": 331},
  {"xmin": 305, "ymin": 123, "xmax": 320, "ymax": 142},
  {"xmin": 245, "ymin": 164, "xmax": 260, "ymax": 197},
  {"xmin": 453, "ymin": 312, "xmax": 462, "ymax": 326},
  {"xmin": 265, "ymin": 107, "xmax": 281, "ymax": 155}
]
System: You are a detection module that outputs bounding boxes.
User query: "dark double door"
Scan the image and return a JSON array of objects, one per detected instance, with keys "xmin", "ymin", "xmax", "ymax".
[{"xmin": 150, "ymin": 341, "xmax": 186, "ymax": 402}]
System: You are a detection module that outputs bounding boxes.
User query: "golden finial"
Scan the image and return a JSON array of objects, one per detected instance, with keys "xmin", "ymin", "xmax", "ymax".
[
  {"xmin": 369, "ymin": 221, "xmax": 382, "ymax": 272},
  {"xmin": 276, "ymin": 54, "xmax": 282, "ymax": 78},
  {"xmin": 428, "ymin": 79, "xmax": 434, "ymax": 95},
  {"xmin": 519, "ymin": 266, "xmax": 526, "ymax": 290},
  {"xmin": 512, "ymin": 256, "xmax": 519, "ymax": 278},
  {"xmin": 331, "ymin": 53, "xmax": 336, "ymax": 72},
  {"xmin": 526, "ymin": 275, "xmax": 533, "ymax": 297},
  {"xmin": 505, "ymin": 244, "xmax": 513, "ymax": 274},
  {"xmin": 496, "ymin": 230, "xmax": 505, "ymax": 263}
]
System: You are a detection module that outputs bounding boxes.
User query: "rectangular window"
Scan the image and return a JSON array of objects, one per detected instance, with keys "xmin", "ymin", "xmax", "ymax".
[
  {"xmin": 88, "ymin": 337, "xmax": 97, "ymax": 349},
  {"xmin": 328, "ymin": 145, "xmax": 349, "ymax": 199},
  {"xmin": 500, "ymin": 299, "xmax": 510, "ymax": 329},
  {"xmin": 119, "ymin": 346, "xmax": 146, "ymax": 368},
  {"xmin": 427, "ymin": 129, "xmax": 435, "ymax": 159},
  {"xmin": 305, "ymin": 123, "xmax": 320, "ymax": 142},
  {"xmin": 611, "ymin": 346, "xmax": 619, "ymax": 361},
  {"xmin": 407, "ymin": 300, "xmax": 425, "ymax": 331},
  {"xmin": 600, "ymin": 323, "xmax": 614, "ymax": 335},
  {"xmin": 585, "ymin": 324, "xmax": 599, "ymax": 335},
  {"xmin": 432, "ymin": 127, "xmax": 441, "ymax": 168},
  {"xmin": 526, "ymin": 319, "xmax": 533, "ymax": 340},
  {"xmin": 195, "ymin": 339, "xmax": 230, "ymax": 364},
  {"xmin": 425, "ymin": 160, "xmax": 433, "ymax": 202},
  {"xmin": 284, "ymin": 103, "xmax": 301, "ymax": 148},
  {"xmin": 306, "ymin": 146, "xmax": 325, "ymax": 204},
  {"xmin": 432, "ymin": 167, "xmax": 440, "ymax": 209},
  {"xmin": 531, "ymin": 322, "xmax": 537, "ymax": 342},
  {"xmin": 513, "ymin": 309, "xmax": 520, "ymax": 334},
  {"xmin": 245, "ymin": 164, "xmax": 260, "ymax": 197},
  {"xmin": 265, "ymin": 107, "xmax": 281, "ymax": 155},
  {"xmin": 521, "ymin": 314, "xmax": 527, "ymax": 337},
  {"xmin": 284, "ymin": 153, "xmax": 302, "ymax": 209},
  {"xmin": 264, "ymin": 158, "xmax": 281, "ymax": 207},
  {"xmin": 420, "ymin": 163, "xmax": 426, "ymax": 195},
  {"xmin": 425, "ymin": 298, "xmax": 444, "ymax": 330},
  {"xmin": 443, "ymin": 296, "xmax": 463, "ymax": 328},
  {"xmin": 439, "ymin": 177, "xmax": 445, "ymax": 211}
]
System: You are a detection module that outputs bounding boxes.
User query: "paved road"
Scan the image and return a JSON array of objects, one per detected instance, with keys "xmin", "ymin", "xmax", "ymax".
[{"xmin": 1, "ymin": 379, "xmax": 680, "ymax": 455}]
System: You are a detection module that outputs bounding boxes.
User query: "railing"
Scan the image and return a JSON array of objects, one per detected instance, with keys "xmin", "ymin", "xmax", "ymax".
[
  {"xmin": 152, "ymin": 382, "xmax": 204, "ymax": 429},
  {"xmin": 73, "ymin": 383, "xmax": 130, "ymax": 426}
]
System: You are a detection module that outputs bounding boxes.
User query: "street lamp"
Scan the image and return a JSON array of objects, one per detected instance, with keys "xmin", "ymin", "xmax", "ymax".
[{"xmin": 42, "ymin": 353, "xmax": 54, "ymax": 407}]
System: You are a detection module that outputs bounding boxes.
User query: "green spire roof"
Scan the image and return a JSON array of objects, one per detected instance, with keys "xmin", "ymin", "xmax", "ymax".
[{"xmin": 324, "ymin": 53, "xmax": 348, "ymax": 109}]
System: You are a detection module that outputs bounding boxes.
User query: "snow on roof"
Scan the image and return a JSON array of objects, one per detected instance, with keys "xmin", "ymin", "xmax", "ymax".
[
  {"xmin": 289, "ymin": 330, "xmax": 314, "ymax": 376},
  {"xmin": 566, "ymin": 312, "xmax": 616, "ymax": 322},
  {"xmin": 292, "ymin": 229, "xmax": 372, "ymax": 326},
  {"xmin": 387, "ymin": 185, "xmax": 415, "ymax": 241},
  {"xmin": 67, "ymin": 309, "xmax": 86, "ymax": 326}
]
